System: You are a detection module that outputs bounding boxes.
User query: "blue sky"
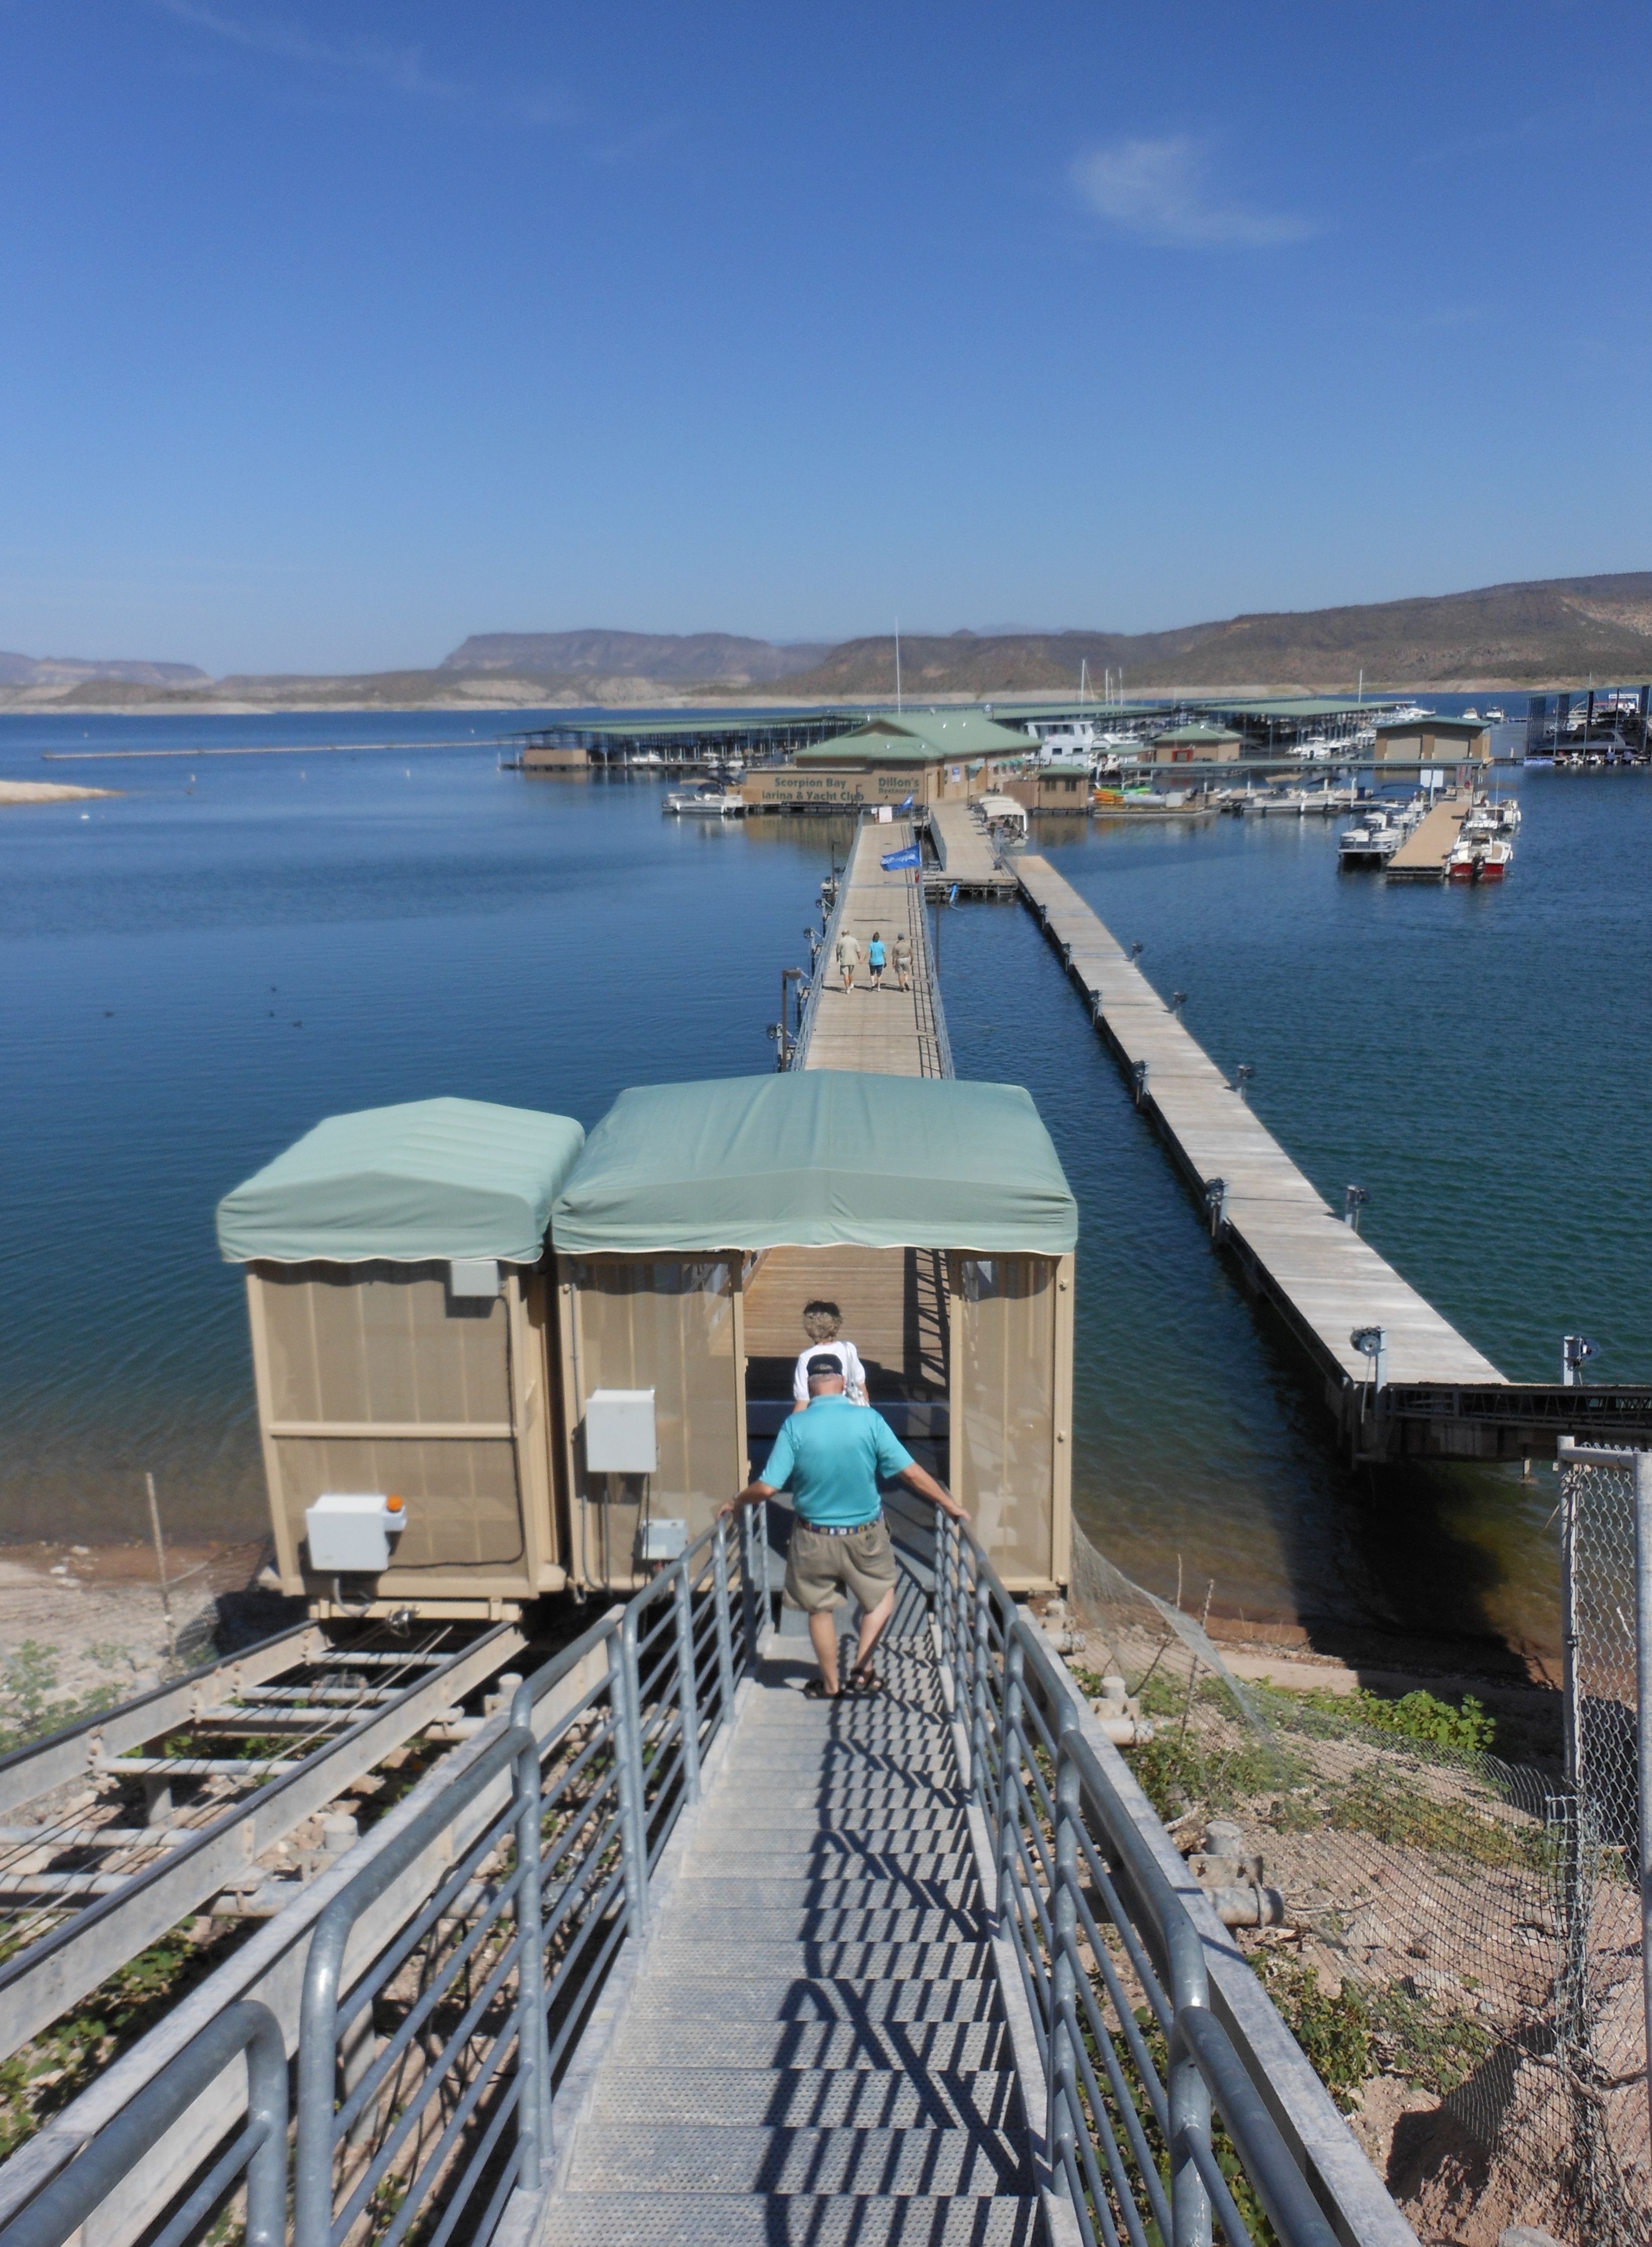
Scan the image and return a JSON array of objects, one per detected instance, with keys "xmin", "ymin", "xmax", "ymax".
[{"xmin": 0, "ymin": 0, "xmax": 1647, "ymax": 673}]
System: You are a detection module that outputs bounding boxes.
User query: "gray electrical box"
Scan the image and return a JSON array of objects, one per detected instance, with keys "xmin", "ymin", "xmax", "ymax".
[
  {"xmin": 305, "ymin": 1492, "xmax": 408, "ymax": 1573},
  {"xmin": 584, "ymin": 1388, "xmax": 657, "ymax": 1475},
  {"xmin": 639, "ymin": 1518, "xmax": 687, "ymax": 1563},
  {"xmin": 449, "ymin": 1259, "xmax": 501, "ymax": 1299}
]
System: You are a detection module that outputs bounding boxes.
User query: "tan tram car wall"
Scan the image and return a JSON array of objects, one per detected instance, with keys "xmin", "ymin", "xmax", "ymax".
[
  {"xmin": 247, "ymin": 1260, "xmax": 569, "ymax": 1618},
  {"xmin": 554, "ymin": 1248, "xmax": 1073, "ymax": 1599}
]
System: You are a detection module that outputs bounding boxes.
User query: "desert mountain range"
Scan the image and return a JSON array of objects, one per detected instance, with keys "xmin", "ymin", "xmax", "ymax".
[{"xmin": 3, "ymin": 574, "xmax": 1650, "ymax": 713}]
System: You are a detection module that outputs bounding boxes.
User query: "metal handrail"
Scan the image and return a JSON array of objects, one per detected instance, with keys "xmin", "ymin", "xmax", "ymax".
[
  {"xmin": 927, "ymin": 1508, "xmax": 1341, "ymax": 2247},
  {"xmin": 0, "ymin": 2001, "xmax": 287, "ymax": 2247}
]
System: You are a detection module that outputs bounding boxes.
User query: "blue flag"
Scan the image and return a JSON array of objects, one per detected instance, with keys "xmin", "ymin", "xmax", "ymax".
[
  {"xmin": 897, "ymin": 794, "xmax": 914, "ymax": 810},
  {"xmin": 880, "ymin": 843, "xmax": 921, "ymax": 871}
]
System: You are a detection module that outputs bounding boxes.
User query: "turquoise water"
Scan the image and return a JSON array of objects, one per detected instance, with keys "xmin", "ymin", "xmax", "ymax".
[{"xmin": 3, "ymin": 711, "xmax": 1646, "ymax": 1661}]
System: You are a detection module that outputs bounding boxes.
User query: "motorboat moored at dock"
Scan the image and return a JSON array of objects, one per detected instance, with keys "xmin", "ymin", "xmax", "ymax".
[{"xmin": 662, "ymin": 784, "xmax": 747, "ymax": 816}]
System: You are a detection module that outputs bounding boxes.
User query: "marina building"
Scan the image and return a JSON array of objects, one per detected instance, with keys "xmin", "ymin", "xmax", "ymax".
[
  {"xmin": 740, "ymin": 709, "xmax": 1035, "ymax": 810},
  {"xmin": 1150, "ymin": 721, "xmax": 1243, "ymax": 763},
  {"xmin": 1372, "ymin": 712, "xmax": 1493, "ymax": 768}
]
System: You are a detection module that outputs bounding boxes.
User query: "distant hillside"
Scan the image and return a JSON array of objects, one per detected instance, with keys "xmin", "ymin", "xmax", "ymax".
[
  {"xmin": 0, "ymin": 651, "xmax": 208, "ymax": 687},
  {"xmin": 766, "ymin": 574, "xmax": 1652, "ymax": 697},
  {"xmin": 442, "ymin": 630, "xmax": 831, "ymax": 685}
]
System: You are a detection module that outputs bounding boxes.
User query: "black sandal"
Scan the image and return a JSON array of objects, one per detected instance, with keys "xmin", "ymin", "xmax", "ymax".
[
  {"xmin": 803, "ymin": 1677, "xmax": 839, "ymax": 1700},
  {"xmin": 847, "ymin": 1665, "xmax": 883, "ymax": 1695}
]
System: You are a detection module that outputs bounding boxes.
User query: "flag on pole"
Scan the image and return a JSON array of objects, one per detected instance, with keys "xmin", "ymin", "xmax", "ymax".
[
  {"xmin": 897, "ymin": 794, "xmax": 914, "ymax": 810},
  {"xmin": 880, "ymin": 844, "xmax": 921, "ymax": 871}
]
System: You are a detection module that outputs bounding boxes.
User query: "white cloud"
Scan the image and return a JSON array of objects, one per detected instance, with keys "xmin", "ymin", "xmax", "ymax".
[
  {"xmin": 154, "ymin": 0, "xmax": 467, "ymax": 102},
  {"xmin": 1070, "ymin": 135, "xmax": 1318, "ymax": 249}
]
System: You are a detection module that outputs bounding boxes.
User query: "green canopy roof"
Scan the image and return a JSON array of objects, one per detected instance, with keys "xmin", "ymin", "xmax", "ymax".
[
  {"xmin": 794, "ymin": 712, "xmax": 1034, "ymax": 764},
  {"xmin": 217, "ymin": 1098, "xmax": 585, "ymax": 1265},
  {"xmin": 552, "ymin": 1072, "xmax": 1076, "ymax": 1256}
]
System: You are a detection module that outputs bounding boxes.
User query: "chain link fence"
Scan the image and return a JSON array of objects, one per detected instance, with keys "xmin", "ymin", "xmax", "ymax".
[{"xmin": 1065, "ymin": 1484, "xmax": 1652, "ymax": 2247}]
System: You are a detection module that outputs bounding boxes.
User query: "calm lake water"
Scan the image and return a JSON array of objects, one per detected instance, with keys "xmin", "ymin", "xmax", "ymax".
[{"xmin": 3, "ymin": 709, "xmax": 1647, "ymax": 1664}]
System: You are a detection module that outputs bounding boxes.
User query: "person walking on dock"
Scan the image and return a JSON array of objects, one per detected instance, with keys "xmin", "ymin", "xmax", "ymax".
[
  {"xmin": 893, "ymin": 930, "xmax": 911, "ymax": 991},
  {"xmin": 834, "ymin": 929, "xmax": 861, "ymax": 992},
  {"xmin": 721, "ymin": 1358, "xmax": 967, "ymax": 1699},
  {"xmin": 791, "ymin": 1300, "xmax": 866, "ymax": 1412},
  {"xmin": 866, "ymin": 931, "xmax": 886, "ymax": 990}
]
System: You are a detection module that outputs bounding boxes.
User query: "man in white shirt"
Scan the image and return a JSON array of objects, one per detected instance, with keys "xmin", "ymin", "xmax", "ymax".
[{"xmin": 791, "ymin": 1299, "xmax": 866, "ymax": 1412}]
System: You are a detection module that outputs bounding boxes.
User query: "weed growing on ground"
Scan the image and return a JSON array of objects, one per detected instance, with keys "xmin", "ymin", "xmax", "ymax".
[
  {"xmin": 1248, "ymin": 1956, "xmax": 1372, "ymax": 2110},
  {"xmin": 1363, "ymin": 1982, "xmax": 1494, "ymax": 2096},
  {"xmin": 1324, "ymin": 1773, "xmax": 1537, "ymax": 1871},
  {"xmin": 1264, "ymin": 1682, "xmax": 1497, "ymax": 1757},
  {"xmin": 0, "ymin": 1643, "xmax": 130, "ymax": 1757}
]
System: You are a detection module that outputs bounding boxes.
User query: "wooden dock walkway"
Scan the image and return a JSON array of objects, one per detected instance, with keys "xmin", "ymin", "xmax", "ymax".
[
  {"xmin": 924, "ymin": 801, "xmax": 1016, "ymax": 895},
  {"xmin": 1015, "ymin": 855, "xmax": 1505, "ymax": 1404},
  {"xmin": 799, "ymin": 819, "xmax": 948, "ymax": 1078},
  {"xmin": 1385, "ymin": 796, "xmax": 1468, "ymax": 881}
]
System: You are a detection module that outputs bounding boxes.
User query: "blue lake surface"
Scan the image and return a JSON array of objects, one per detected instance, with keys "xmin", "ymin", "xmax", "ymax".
[{"xmin": 3, "ymin": 710, "xmax": 1647, "ymax": 1661}]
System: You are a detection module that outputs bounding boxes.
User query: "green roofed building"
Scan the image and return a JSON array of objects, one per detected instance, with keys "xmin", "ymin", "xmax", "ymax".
[
  {"xmin": 743, "ymin": 710, "xmax": 1035, "ymax": 809},
  {"xmin": 1150, "ymin": 723, "xmax": 1242, "ymax": 764}
]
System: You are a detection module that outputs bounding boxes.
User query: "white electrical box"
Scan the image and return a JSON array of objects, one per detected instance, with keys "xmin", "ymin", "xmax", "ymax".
[
  {"xmin": 585, "ymin": 1388, "xmax": 657, "ymax": 1475},
  {"xmin": 305, "ymin": 1492, "xmax": 408, "ymax": 1573},
  {"xmin": 449, "ymin": 1259, "xmax": 500, "ymax": 1299},
  {"xmin": 639, "ymin": 1518, "xmax": 687, "ymax": 1563}
]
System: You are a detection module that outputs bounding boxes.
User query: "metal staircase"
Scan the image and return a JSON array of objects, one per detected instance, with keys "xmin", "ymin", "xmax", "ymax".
[
  {"xmin": 0, "ymin": 1505, "xmax": 1415, "ymax": 2247},
  {"xmin": 544, "ymin": 1627, "xmax": 1036, "ymax": 2243}
]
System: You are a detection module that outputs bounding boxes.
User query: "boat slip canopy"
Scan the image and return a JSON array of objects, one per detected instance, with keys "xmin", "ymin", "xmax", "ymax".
[
  {"xmin": 216, "ymin": 1098, "xmax": 586, "ymax": 1265},
  {"xmin": 551, "ymin": 1071, "xmax": 1077, "ymax": 1256}
]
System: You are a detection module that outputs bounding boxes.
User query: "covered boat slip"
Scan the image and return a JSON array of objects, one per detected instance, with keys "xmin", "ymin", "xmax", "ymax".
[
  {"xmin": 217, "ymin": 1098, "xmax": 585, "ymax": 1616},
  {"xmin": 551, "ymin": 1070, "xmax": 1078, "ymax": 1593}
]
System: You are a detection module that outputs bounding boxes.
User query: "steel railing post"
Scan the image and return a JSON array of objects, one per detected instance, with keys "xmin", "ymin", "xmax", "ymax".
[
  {"xmin": 1049, "ymin": 1748, "xmax": 1081, "ymax": 2206},
  {"xmin": 509, "ymin": 1686, "xmax": 550, "ymax": 2184},
  {"xmin": 971, "ymin": 1569, "xmax": 991, "ymax": 1831},
  {"xmin": 671, "ymin": 1559, "xmax": 702, "ymax": 1806},
  {"xmin": 1170, "ymin": 2010, "xmax": 1214, "ymax": 2247},
  {"xmin": 937, "ymin": 1509, "xmax": 956, "ymax": 1672},
  {"xmin": 739, "ymin": 1506, "xmax": 760, "ymax": 1673},
  {"xmin": 1635, "ymin": 1449, "xmax": 1652, "ymax": 2153},
  {"xmin": 608, "ymin": 1623, "xmax": 649, "ymax": 1931},
  {"xmin": 997, "ymin": 1636, "xmax": 1024, "ymax": 1906},
  {"xmin": 711, "ymin": 1516, "xmax": 737, "ymax": 1727}
]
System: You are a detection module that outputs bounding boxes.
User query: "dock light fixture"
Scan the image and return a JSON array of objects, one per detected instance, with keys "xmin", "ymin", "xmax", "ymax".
[
  {"xmin": 1562, "ymin": 1334, "xmax": 1599, "ymax": 1387},
  {"xmin": 1130, "ymin": 1059, "xmax": 1148, "ymax": 1105},
  {"xmin": 1235, "ymin": 1064, "xmax": 1254, "ymax": 1103},
  {"xmin": 1129, "ymin": 940, "xmax": 1144, "ymax": 962},
  {"xmin": 1351, "ymin": 1325, "xmax": 1387, "ymax": 1398},
  {"xmin": 1344, "ymin": 1184, "xmax": 1368, "ymax": 1233},
  {"xmin": 1171, "ymin": 990, "xmax": 1188, "ymax": 1017}
]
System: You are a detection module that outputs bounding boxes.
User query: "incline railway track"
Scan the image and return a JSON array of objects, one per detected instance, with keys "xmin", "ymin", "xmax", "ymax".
[{"xmin": 0, "ymin": 1613, "xmax": 527, "ymax": 2058}]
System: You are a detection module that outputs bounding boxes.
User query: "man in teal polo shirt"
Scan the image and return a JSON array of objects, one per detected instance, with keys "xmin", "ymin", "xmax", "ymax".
[{"xmin": 720, "ymin": 1356, "xmax": 968, "ymax": 1699}]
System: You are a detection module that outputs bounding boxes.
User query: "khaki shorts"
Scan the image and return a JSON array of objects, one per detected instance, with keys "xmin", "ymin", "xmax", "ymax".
[{"xmin": 784, "ymin": 1516, "xmax": 897, "ymax": 1613}]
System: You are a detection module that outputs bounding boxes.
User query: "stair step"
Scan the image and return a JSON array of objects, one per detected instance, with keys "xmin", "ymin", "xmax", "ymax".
[
  {"xmin": 627, "ymin": 1976, "xmax": 1001, "ymax": 2025},
  {"xmin": 696, "ymin": 1804, "xmax": 965, "ymax": 1833},
  {"xmin": 608, "ymin": 2018, "xmax": 1010, "ymax": 2073},
  {"xmin": 539, "ymin": 2193, "xmax": 1038, "ymax": 2245},
  {"xmin": 643, "ymin": 1940, "xmax": 992, "ymax": 1980},
  {"xmin": 565, "ymin": 2122, "xmax": 1032, "ymax": 2195},
  {"xmin": 663, "ymin": 1907, "xmax": 979, "ymax": 1944},
  {"xmin": 590, "ymin": 2065, "xmax": 1021, "ymax": 2130},
  {"xmin": 671, "ymin": 1877, "xmax": 975, "ymax": 1910},
  {"xmin": 687, "ymin": 1850, "xmax": 974, "ymax": 1881}
]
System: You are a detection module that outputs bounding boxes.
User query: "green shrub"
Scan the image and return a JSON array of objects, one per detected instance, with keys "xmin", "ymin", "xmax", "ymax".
[
  {"xmin": 1249, "ymin": 1956, "xmax": 1372, "ymax": 2110},
  {"xmin": 1363, "ymin": 1982, "xmax": 1493, "ymax": 2095},
  {"xmin": 1269, "ymin": 1681, "xmax": 1496, "ymax": 1756}
]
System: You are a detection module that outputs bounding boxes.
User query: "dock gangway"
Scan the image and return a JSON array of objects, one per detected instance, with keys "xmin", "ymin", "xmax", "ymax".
[{"xmin": 0, "ymin": 1502, "xmax": 1414, "ymax": 2247}]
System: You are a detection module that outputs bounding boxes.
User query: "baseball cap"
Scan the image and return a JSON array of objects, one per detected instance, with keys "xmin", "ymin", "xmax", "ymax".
[{"xmin": 806, "ymin": 1353, "xmax": 843, "ymax": 1376}]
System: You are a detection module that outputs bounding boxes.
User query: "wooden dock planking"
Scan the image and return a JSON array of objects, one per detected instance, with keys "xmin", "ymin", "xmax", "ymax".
[
  {"xmin": 1015, "ymin": 855, "xmax": 1504, "ymax": 1394},
  {"xmin": 801, "ymin": 819, "xmax": 946, "ymax": 1077},
  {"xmin": 741, "ymin": 1243, "xmax": 949, "ymax": 1400},
  {"xmin": 1385, "ymin": 796, "xmax": 1469, "ymax": 881},
  {"xmin": 925, "ymin": 800, "xmax": 1016, "ymax": 894}
]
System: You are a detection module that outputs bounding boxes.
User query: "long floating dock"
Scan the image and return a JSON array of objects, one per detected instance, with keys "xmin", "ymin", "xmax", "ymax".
[
  {"xmin": 797, "ymin": 818, "xmax": 949, "ymax": 1077},
  {"xmin": 1014, "ymin": 855, "xmax": 1506, "ymax": 1438}
]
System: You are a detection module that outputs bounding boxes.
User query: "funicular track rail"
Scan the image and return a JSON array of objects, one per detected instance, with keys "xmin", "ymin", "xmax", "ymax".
[{"xmin": 0, "ymin": 1617, "xmax": 527, "ymax": 2059}]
